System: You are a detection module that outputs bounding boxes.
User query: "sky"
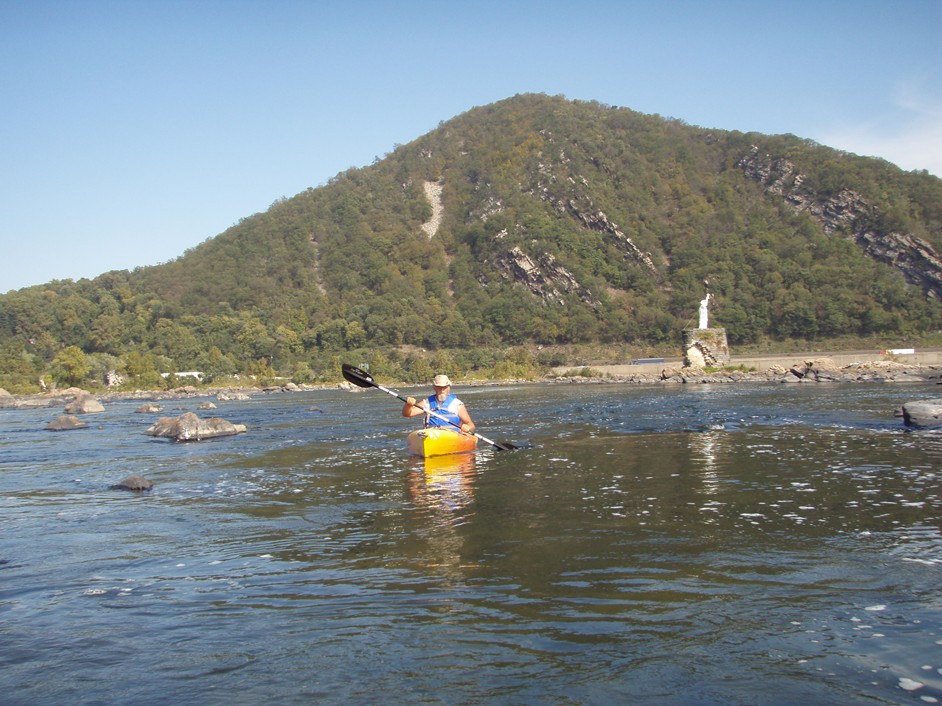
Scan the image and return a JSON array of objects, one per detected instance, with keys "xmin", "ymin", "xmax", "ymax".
[{"xmin": 2, "ymin": 0, "xmax": 940, "ymax": 293}]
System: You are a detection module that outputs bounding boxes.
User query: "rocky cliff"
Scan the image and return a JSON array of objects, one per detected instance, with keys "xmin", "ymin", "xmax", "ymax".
[{"xmin": 738, "ymin": 146, "xmax": 942, "ymax": 299}]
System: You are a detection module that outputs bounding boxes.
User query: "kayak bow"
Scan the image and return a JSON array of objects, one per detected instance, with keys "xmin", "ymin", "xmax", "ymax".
[{"xmin": 407, "ymin": 427, "xmax": 478, "ymax": 458}]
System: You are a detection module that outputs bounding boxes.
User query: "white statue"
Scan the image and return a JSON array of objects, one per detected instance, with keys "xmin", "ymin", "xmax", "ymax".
[{"xmin": 698, "ymin": 293, "xmax": 713, "ymax": 329}]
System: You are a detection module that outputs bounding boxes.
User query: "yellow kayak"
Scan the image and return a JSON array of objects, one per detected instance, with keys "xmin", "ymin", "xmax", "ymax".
[{"xmin": 406, "ymin": 427, "xmax": 478, "ymax": 458}]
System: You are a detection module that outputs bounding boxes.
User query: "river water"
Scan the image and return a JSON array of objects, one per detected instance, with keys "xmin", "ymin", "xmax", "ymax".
[{"xmin": 3, "ymin": 381, "xmax": 942, "ymax": 705}]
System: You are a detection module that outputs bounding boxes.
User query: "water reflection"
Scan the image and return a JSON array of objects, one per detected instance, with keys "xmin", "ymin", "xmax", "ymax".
[
  {"xmin": 689, "ymin": 429, "xmax": 724, "ymax": 492},
  {"xmin": 406, "ymin": 453, "xmax": 478, "ymax": 515},
  {"xmin": 404, "ymin": 453, "xmax": 479, "ymax": 579}
]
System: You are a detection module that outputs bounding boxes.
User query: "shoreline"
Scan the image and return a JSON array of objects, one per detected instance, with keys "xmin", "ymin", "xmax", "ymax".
[{"xmin": 3, "ymin": 356, "xmax": 942, "ymax": 410}]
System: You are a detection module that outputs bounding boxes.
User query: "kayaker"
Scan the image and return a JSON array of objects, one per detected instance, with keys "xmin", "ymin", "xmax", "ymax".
[{"xmin": 403, "ymin": 374, "xmax": 476, "ymax": 434}]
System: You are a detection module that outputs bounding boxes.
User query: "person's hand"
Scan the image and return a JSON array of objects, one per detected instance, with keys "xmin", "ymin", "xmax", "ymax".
[
  {"xmin": 460, "ymin": 423, "xmax": 471, "ymax": 433},
  {"xmin": 406, "ymin": 397, "xmax": 416, "ymax": 406}
]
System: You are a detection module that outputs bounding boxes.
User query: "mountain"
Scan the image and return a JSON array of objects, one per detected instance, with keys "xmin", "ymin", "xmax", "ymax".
[{"xmin": 2, "ymin": 93, "xmax": 942, "ymax": 391}]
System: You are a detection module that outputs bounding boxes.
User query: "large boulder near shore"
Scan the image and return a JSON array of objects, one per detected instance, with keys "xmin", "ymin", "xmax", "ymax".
[
  {"xmin": 789, "ymin": 358, "xmax": 842, "ymax": 381},
  {"xmin": 902, "ymin": 399, "xmax": 942, "ymax": 429},
  {"xmin": 0, "ymin": 388, "xmax": 14, "ymax": 408},
  {"xmin": 46, "ymin": 415, "xmax": 89, "ymax": 431},
  {"xmin": 145, "ymin": 412, "xmax": 247, "ymax": 441},
  {"xmin": 0, "ymin": 388, "xmax": 53, "ymax": 408},
  {"xmin": 64, "ymin": 394, "xmax": 105, "ymax": 414}
]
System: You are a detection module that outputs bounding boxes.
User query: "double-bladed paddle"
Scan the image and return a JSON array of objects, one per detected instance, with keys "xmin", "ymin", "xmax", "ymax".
[{"xmin": 341, "ymin": 363, "xmax": 517, "ymax": 451}]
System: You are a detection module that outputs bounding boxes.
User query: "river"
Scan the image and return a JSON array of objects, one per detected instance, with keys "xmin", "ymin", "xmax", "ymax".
[{"xmin": 2, "ymin": 381, "xmax": 942, "ymax": 705}]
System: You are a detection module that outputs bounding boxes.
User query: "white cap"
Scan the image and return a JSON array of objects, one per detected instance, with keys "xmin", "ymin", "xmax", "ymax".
[{"xmin": 433, "ymin": 374, "xmax": 452, "ymax": 387}]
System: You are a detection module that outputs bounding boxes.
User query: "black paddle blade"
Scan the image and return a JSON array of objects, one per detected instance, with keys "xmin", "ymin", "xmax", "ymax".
[{"xmin": 341, "ymin": 363, "xmax": 376, "ymax": 388}]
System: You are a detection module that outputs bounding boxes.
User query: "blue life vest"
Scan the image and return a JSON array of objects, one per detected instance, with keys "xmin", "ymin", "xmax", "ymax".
[{"xmin": 425, "ymin": 393, "xmax": 464, "ymax": 428}]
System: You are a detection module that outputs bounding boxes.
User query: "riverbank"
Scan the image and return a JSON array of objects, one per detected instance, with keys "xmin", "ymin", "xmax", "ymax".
[
  {"xmin": 2, "ymin": 351, "xmax": 942, "ymax": 410},
  {"xmin": 0, "ymin": 349, "xmax": 942, "ymax": 409},
  {"xmin": 553, "ymin": 351, "xmax": 942, "ymax": 385}
]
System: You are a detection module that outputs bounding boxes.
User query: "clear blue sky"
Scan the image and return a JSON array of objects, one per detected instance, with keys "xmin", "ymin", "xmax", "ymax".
[{"xmin": 2, "ymin": 0, "xmax": 940, "ymax": 292}]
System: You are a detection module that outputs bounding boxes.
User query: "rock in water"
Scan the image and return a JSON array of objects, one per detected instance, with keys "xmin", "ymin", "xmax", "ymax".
[
  {"xmin": 0, "ymin": 388, "xmax": 14, "ymax": 409},
  {"xmin": 145, "ymin": 411, "xmax": 247, "ymax": 441},
  {"xmin": 902, "ymin": 399, "xmax": 942, "ymax": 428},
  {"xmin": 64, "ymin": 394, "xmax": 105, "ymax": 414},
  {"xmin": 46, "ymin": 415, "xmax": 89, "ymax": 431},
  {"xmin": 111, "ymin": 474, "xmax": 154, "ymax": 491}
]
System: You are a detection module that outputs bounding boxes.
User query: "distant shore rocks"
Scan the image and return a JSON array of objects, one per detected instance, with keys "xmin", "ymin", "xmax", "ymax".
[
  {"xmin": 146, "ymin": 411, "xmax": 247, "ymax": 441},
  {"xmin": 556, "ymin": 359, "xmax": 942, "ymax": 386},
  {"xmin": 2, "ymin": 389, "xmax": 54, "ymax": 408},
  {"xmin": 217, "ymin": 391, "xmax": 251, "ymax": 401},
  {"xmin": 901, "ymin": 399, "xmax": 942, "ymax": 429}
]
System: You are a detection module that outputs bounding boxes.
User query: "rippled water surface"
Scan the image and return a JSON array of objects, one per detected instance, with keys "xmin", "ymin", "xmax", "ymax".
[{"xmin": 3, "ymin": 382, "xmax": 942, "ymax": 704}]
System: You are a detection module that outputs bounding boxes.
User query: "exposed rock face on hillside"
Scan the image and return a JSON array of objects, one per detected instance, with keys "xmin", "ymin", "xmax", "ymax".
[
  {"xmin": 530, "ymin": 131, "xmax": 657, "ymax": 275},
  {"xmin": 480, "ymin": 128, "xmax": 659, "ymax": 305},
  {"xmin": 488, "ymin": 246, "xmax": 600, "ymax": 308},
  {"xmin": 421, "ymin": 180, "xmax": 444, "ymax": 238},
  {"xmin": 738, "ymin": 146, "xmax": 942, "ymax": 299}
]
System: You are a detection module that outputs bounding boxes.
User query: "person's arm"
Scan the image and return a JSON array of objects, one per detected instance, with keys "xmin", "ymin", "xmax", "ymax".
[
  {"xmin": 402, "ymin": 396, "xmax": 428, "ymax": 418},
  {"xmin": 457, "ymin": 404, "xmax": 475, "ymax": 433}
]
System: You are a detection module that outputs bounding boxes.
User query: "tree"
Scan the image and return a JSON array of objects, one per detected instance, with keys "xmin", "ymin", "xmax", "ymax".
[
  {"xmin": 0, "ymin": 341, "xmax": 42, "ymax": 393},
  {"xmin": 196, "ymin": 346, "xmax": 237, "ymax": 380},
  {"xmin": 51, "ymin": 346, "xmax": 89, "ymax": 387},
  {"xmin": 237, "ymin": 318, "xmax": 275, "ymax": 360},
  {"xmin": 89, "ymin": 313, "xmax": 124, "ymax": 354},
  {"xmin": 343, "ymin": 320, "xmax": 367, "ymax": 349},
  {"xmin": 120, "ymin": 350, "xmax": 163, "ymax": 389},
  {"xmin": 247, "ymin": 357, "xmax": 277, "ymax": 385}
]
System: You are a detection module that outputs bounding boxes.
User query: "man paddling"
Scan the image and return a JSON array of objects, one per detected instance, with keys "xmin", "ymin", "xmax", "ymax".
[{"xmin": 403, "ymin": 374, "xmax": 476, "ymax": 434}]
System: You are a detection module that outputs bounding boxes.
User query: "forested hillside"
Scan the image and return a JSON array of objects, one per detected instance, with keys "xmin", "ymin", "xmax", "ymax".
[{"xmin": 2, "ymin": 93, "xmax": 942, "ymax": 392}]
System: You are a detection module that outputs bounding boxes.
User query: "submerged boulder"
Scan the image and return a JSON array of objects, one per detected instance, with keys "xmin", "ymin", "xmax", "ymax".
[
  {"xmin": 902, "ymin": 399, "xmax": 942, "ymax": 429},
  {"xmin": 145, "ymin": 411, "xmax": 247, "ymax": 441},
  {"xmin": 111, "ymin": 473, "xmax": 154, "ymax": 491},
  {"xmin": 46, "ymin": 415, "xmax": 89, "ymax": 431}
]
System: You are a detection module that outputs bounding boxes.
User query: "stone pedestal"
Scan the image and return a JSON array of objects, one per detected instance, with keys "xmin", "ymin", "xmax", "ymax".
[{"xmin": 683, "ymin": 328, "xmax": 730, "ymax": 368}]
